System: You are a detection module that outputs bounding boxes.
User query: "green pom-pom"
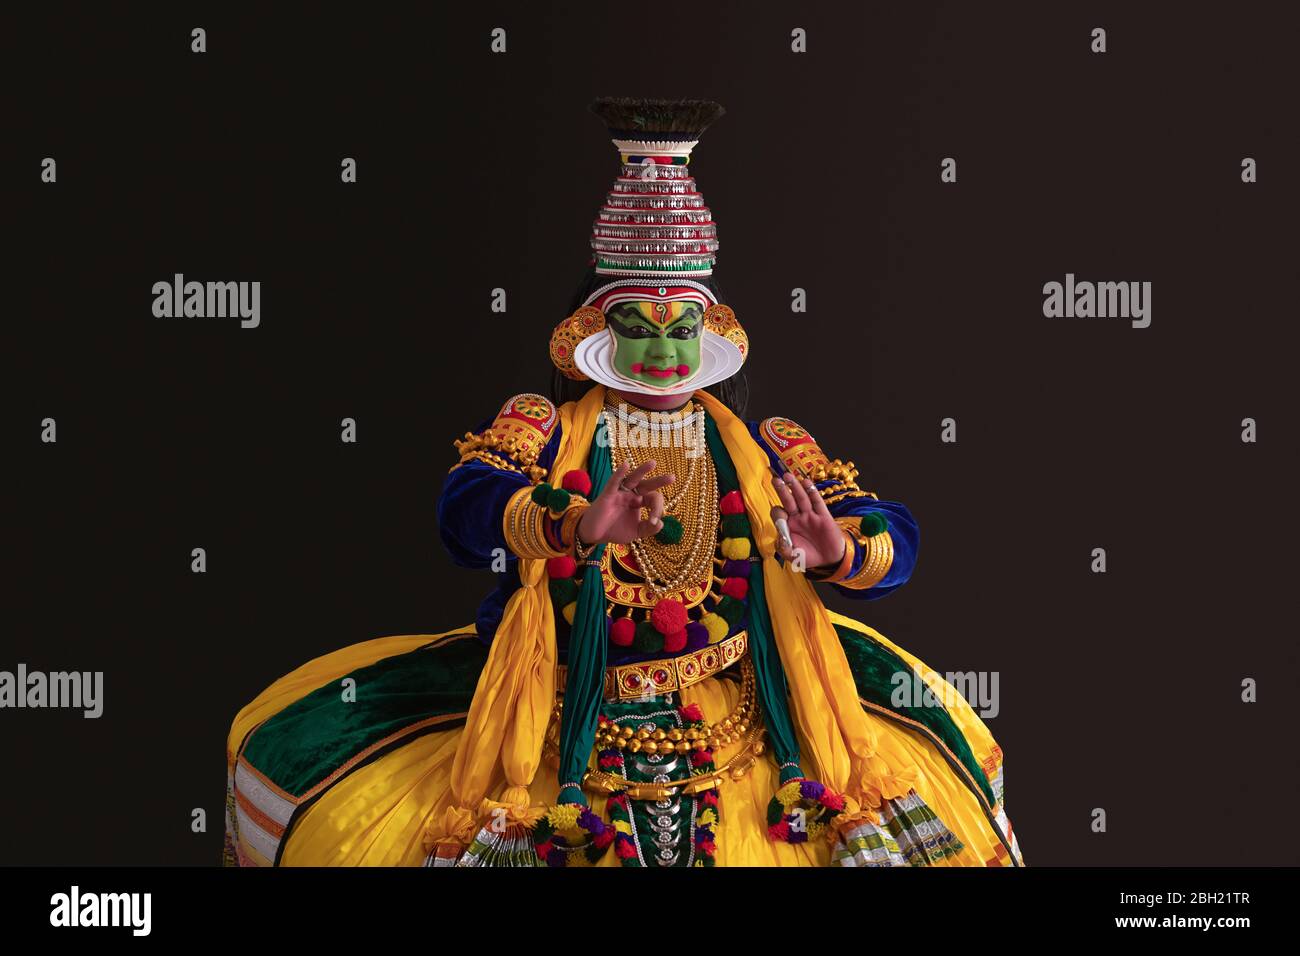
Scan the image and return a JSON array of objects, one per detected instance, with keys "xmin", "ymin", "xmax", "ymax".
[
  {"xmin": 715, "ymin": 596, "xmax": 745, "ymax": 627},
  {"xmin": 549, "ymin": 577, "xmax": 578, "ymax": 606},
  {"xmin": 546, "ymin": 487, "xmax": 572, "ymax": 513},
  {"xmin": 719, "ymin": 513, "xmax": 751, "ymax": 538},
  {"xmin": 655, "ymin": 514, "xmax": 684, "ymax": 544},
  {"xmin": 633, "ymin": 620, "xmax": 664, "ymax": 653},
  {"xmin": 859, "ymin": 512, "xmax": 888, "ymax": 537},
  {"xmin": 766, "ymin": 797, "xmax": 785, "ymax": 826},
  {"xmin": 531, "ymin": 483, "xmax": 553, "ymax": 506}
]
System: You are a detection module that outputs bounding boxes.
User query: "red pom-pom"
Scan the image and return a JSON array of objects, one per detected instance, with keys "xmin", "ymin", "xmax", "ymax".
[
  {"xmin": 546, "ymin": 555, "xmax": 577, "ymax": 579},
  {"xmin": 561, "ymin": 469, "xmax": 592, "ymax": 497},
  {"xmin": 721, "ymin": 577, "xmax": 748, "ymax": 600},
  {"xmin": 609, "ymin": 617, "xmax": 635, "ymax": 647},
  {"xmin": 767, "ymin": 820, "xmax": 791, "ymax": 842},
  {"xmin": 679, "ymin": 702, "xmax": 704, "ymax": 722},
  {"xmin": 821, "ymin": 790, "xmax": 845, "ymax": 811},
  {"xmin": 593, "ymin": 828, "xmax": 615, "ymax": 849},
  {"xmin": 615, "ymin": 838, "xmax": 638, "ymax": 859},
  {"xmin": 691, "ymin": 749, "xmax": 712, "ymax": 767},
  {"xmin": 662, "ymin": 629, "xmax": 687, "ymax": 653},
  {"xmin": 719, "ymin": 490, "xmax": 745, "ymax": 515},
  {"xmin": 650, "ymin": 598, "xmax": 688, "ymax": 635}
]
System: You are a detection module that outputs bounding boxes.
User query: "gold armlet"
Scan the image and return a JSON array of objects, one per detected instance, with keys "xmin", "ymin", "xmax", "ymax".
[{"xmin": 453, "ymin": 429, "xmax": 548, "ymax": 483}]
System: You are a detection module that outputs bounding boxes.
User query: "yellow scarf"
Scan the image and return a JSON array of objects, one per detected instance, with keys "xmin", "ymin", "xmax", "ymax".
[{"xmin": 427, "ymin": 384, "xmax": 915, "ymax": 853}]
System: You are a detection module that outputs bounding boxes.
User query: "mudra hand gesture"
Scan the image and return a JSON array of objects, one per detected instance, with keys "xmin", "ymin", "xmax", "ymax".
[
  {"xmin": 576, "ymin": 459, "xmax": 676, "ymax": 545},
  {"xmin": 771, "ymin": 470, "xmax": 847, "ymax": 570}
]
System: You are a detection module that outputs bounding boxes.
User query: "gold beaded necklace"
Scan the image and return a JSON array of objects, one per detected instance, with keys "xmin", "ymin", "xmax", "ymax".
[{"xmin": 601, "ymin": 396, "xmax": 719, "ymax": 602}]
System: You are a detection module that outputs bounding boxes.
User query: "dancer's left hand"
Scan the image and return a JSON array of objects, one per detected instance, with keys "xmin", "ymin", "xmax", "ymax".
[{"xmin": 770, "ymin": 471, "xmax": 847, "ymax": 570}]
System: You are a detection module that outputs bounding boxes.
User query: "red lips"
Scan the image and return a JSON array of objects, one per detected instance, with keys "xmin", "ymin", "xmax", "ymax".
[{"xmin": 631, "ymin": 362, "xmax": 691, "ymax": 378}]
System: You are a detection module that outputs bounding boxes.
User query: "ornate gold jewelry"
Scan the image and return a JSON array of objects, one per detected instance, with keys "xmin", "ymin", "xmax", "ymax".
[
  {"xmin": 572, "ymin": 516, "xmax": 598, "ymax": 562},
  {"xmin": 502, "ymin": 486, "xmax": 567, "ymax": 560},
  {"xmin": 702, "ymin": 303, "xmax": 748, "ymax": 363},
  {"xmin": 545, "ymin": 653, "xmax": 757, "ymax": 765},
  {"xmin": 833, "ymin": 518, "xmax": 894, "ymax": 590},
  {"xmin": 556, "ymin": 630, "xmax": 747, "ymax": 700},
  {"xmin": 582, "ymin": 724, "xmax": 768, "ymax": 799},
  {"xmin": 452, "ymin": 394, "xmax": 559, "ymax": 483},
  {"xmin": 550, "ymin": 306, "xmax": 606, "ymax": 380},
  {"xmin": 601, "ymin": 396, "xmax": 718, "ymax": 604},
  {"xmin": 812, "ymin": 525, "xmax": 857, "ymax": 583}
]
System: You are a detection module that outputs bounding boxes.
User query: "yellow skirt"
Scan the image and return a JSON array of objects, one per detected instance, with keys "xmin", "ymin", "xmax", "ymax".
[{"xmin": 225, "ymin": 613, "xmax": 1022, "ymax": 867}]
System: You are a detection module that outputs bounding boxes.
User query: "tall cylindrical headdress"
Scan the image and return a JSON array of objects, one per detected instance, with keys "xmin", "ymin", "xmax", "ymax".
[{"xmin": 549, "ymin": 98, "xmax": 748, "ymax": 396}]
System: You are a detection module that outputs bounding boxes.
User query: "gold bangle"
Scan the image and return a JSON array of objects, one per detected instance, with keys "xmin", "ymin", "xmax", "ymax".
[
  {"xmin": 817, "ymin": 527, "xmax": 858, "ymax": 583},
  {"xmin": 502, "ymin": 486, "xmax": 567, "ymax": 560},
  {"xmin": 559, "ymin": 502, "xmax": 590, "ymax": 555},
  {"xmin": 836, "ymin": 527, "xmax": 894, "ymax": 590}
]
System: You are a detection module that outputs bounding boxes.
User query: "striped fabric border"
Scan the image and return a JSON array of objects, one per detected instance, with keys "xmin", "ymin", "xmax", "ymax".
[{"xmin": 830, "ymin": 790, "xmax": 966, "ymax": 867}]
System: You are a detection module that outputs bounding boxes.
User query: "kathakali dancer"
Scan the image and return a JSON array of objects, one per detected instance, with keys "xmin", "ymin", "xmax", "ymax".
[{"xmin": 224, "ymin": 98, "xmax": 1025, "ymax": 868}]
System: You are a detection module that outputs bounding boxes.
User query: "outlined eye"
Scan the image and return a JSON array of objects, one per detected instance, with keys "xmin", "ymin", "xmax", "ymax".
[{"xmin": 669, "ymin": 324, "xmax": 700, "ymax": 340}]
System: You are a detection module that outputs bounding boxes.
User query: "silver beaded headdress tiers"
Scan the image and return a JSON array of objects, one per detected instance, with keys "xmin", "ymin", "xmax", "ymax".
[
  {"xmin": 549, "ymin": 98, "xmax": 746, "ymax": 396},
  {"xmin": 588, "ymin": 97, "xmax": 726, "ymax": 278}
]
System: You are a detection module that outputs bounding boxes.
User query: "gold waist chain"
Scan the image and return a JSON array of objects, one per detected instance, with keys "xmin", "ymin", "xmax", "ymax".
[{"xmin": 542, "ymin": 656, "xmax": 767, "ymax": 800}]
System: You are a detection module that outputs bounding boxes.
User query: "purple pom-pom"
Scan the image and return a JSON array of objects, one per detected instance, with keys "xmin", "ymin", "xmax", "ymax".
[
  {"xmin": 578, "ymin": 808, "xmax": 601, "ymax": 832},
  {"xmin": 800, "ymin": 780, "xmax": 826, "ymax": 801},
  {"xmin": 722, "ymin": 559, "xmax": 751, "ymax": 578},
  {"xmin": 685, "ymin": 622, "xmax": 711, "ymax": 651},
  {"xmin": 546, "ymin": 847, "xmax": 567, "ymax": 867},
  {"xmin": 788, "ymin": 828, "xmax": 809, "ymax": 844}
]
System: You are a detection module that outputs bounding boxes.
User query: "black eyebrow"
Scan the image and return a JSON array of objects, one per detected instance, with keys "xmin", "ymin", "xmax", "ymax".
[{"xmin": 607, "ymin": 305, "xmax": 652, "ymax": 325}]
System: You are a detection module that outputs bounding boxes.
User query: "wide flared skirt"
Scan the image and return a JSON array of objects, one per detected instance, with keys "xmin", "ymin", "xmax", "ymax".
[{"xmin": 224, "ymin": 613, "xmax": 1023, "ymax": 867}]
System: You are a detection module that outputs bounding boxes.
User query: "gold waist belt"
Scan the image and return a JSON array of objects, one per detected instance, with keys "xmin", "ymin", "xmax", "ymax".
[{"xmin": 556, "ymin": 630, "xmax": 748, "ymax": 701}]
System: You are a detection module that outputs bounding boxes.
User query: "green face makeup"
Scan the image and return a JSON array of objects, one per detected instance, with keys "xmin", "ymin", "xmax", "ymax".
[{"xmin": 606, "ymin": 301, "xmax": 703, "ymax": 386}]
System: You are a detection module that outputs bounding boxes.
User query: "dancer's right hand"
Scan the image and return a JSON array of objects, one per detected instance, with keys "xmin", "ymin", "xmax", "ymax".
[{"xmin": 575, "ymin": 459, "xmax": 675, "ymax": 545}]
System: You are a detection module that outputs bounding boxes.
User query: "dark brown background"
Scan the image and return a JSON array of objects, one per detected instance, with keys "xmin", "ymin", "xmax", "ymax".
[{"xmin": 6, "ymin": 2, "xmax": 1296, "ymax": 865}]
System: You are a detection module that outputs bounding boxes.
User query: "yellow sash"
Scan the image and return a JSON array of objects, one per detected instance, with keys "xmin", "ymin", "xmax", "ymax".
[{"xmin": 427, "ymin": 384, "xmax": 915, "ymax": 853}]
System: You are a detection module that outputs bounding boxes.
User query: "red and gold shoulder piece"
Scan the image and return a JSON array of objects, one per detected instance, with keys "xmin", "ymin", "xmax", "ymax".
[
  {"xmin": 451, "ymin": 393, "xmax": 558, "ymax": 483},
  {"xmin": 757, "ymin": 416, "xmax": 876, "ymax": 503}
]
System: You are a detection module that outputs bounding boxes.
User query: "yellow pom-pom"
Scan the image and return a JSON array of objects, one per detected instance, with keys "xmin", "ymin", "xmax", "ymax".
[
  {"xmin": 776, "ymin": 781, "xmax": 804, "ymax": 805},
  {"xmin": 698, "ymin": 809, "xmax": 717, "ymax": 827},
  {"xmin": 567, "ymin": 851, "xmax": 592, "ymax": 867},
  {"xmin": 720, "ymin": 537, "xmax": 751, "ymax": 560},
  {"xmin": 613, "ymin": 819, "xmax": 633, "ymax": 836},
  {"xmin": 701, "ymin": 612, "xmax": 729, "ymax": 644},
  {"xmin": 562, "ymin": 601, "xmax": 577, "ymax": 625},
  {"xmin": 547, "ymin": 804, "xmax": 581, "ymax": 831}
]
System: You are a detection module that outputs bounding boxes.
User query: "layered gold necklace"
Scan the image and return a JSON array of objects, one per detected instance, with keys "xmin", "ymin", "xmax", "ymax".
[{"xmin": 601, "ymin": 394, "xmax": 719, "ymax": 603}]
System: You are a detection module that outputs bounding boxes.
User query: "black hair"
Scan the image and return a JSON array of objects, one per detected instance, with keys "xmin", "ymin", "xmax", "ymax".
[{"xmin": 548, "ymin": 264, "xmax": 750, "ymax": 418}]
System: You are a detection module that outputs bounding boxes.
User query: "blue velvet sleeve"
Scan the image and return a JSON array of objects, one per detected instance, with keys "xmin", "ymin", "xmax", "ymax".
[
  {"xmin": 823, "ymin": 495, "xmax": 918, "ymax": 600},
  {"xmin": 436, "ymin": 416, "xmax": 564, "ymax": 569}
]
